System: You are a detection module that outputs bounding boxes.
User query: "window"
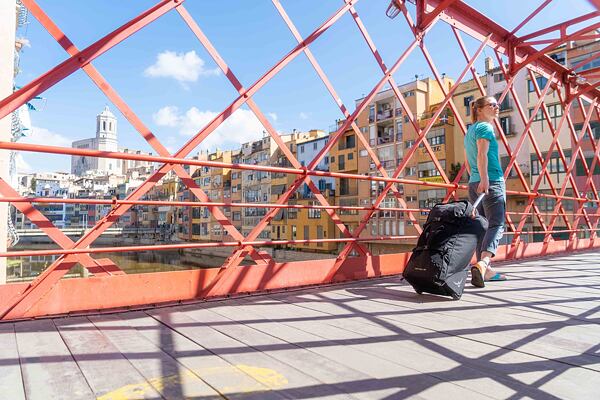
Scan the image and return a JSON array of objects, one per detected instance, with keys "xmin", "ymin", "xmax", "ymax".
[
  {"xmin": 308, "ymin": 203, "xmax": 321, "ymax": 219},
  {"xmin": 314, "ymin": 142, "xmax": 318, "ymax": 150},
  {"xmin": 418, "ymin": 160, "xmax": 446, "ymax": 178},
  {"xmin": 528, "ymin": 107, "xmax": 544, "ymax": 122},
  {"xmin": 427, "ymin": 128, "xmax": 445, "ymax": 146},
  {"xmin": 405, "ymin": 140, "xmax": 415, "ymax": 149},
  {"xmin": 338, "ymin": 154, "xmax": 345, "ymax": 170},
  {"xmin": 532, "ymin": 151, "xmax": 571, "ymax": 175},
  {"xmin": 377, "ymin": 146, "xmax": 395, "ymax": 162},
  {"xmin": 464, "ymin": 95, "xmax": 474, "ymax": 116},
  {"xmin": 499, "ymin": 116, "xmax": 512, "ymax": 136},
  {"xmin": 531, "ymin": 158, "xmax": 539, "ymax": 176},
  {"xmin": 192, "ymin": 223, "xmax": 201, "ymax": 235},
  {"xmin": 103, "ymin": 121, "xmax": 106, "ymax": 130},
  {"xmin": 292, "ymin": 225, "xmax": 297, "ymax": 240},
  {"xmin": 575, "ymin": 122, "xmax": 600, "ymax": 140},
  {"xmin": 359, "ymin": 150, "xmax": 368, "ymax": 157},
  {"xmin": 346, "ymin": 135, "xmax": 356, "ymax": 149},
  {"xmin": 571, "ymin": 51, "xmax": 600, "ymax": 72},
  {"xmin": 527, "ymin": 76, "xmax": 549, "ymax": 92},
  {"xmin": 550, "ymin": 51, "xmax": 566, "ymax": 65},
  {"xmin": 317, "ymin": 226, "xmax": 323, "ymax": 247},
  {"xmin": 494, "ymin": 73, "xmax": 505, "ymax": 82},
  {"xmin": 463, "ymin": 95, "xmax": 474, "ymax": 107},
  {"xmin": 304, "ymin": 225, "xmax": 309, "ymax": 240},
  {"xmin": 495, "ymin": 93, "xmax": 511, "ymax": 111},
  {"xmin": 288, "ymin": 208, "xmax": 297, "ymax": 219},
  {"xmin": 300, "ymin": 145, "xmax": 305, "ymax": 153},
  {"xmin": 405, "ymin": 166, "xmax": 416, "ymax": 176},
  {"xmin": 418, "ymin": 189, "xmax": 446, "ymax": 210},
  {"xmin": 348, "ymin": 153, "xmax": 354, "ymax": 160},
  {"xmin": 340, "ymin": 178, "xmax": 351, "ymax": 195},
  {"xmin": 330, "ymin": 156, "xmax": 335, "ymax": 163}
]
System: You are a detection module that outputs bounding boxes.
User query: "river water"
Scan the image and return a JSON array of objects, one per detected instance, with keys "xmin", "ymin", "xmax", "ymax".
[{"xmin": 6, "ymin": 243, "xmax": 236, "ymax": 283}]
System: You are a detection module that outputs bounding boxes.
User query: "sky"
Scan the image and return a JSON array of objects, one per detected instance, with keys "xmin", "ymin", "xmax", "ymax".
[{"xmin": 12, "ymin": 0, "xmax": 599, "ymax": 173}]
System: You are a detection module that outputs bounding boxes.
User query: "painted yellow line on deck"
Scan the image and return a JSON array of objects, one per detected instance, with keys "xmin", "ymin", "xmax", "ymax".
[{"xmin": 97, "ymin": 364, "xmax": 288, "ymax": 399}]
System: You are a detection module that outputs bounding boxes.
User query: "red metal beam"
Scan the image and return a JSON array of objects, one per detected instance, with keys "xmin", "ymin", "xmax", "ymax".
[
  {"xmin": 509, "ymin": 0, "xmax": 554, "ymax": 36},
  {"xmin": 330, "ymin": 33, "xmax": 492, "ymax": 280},
  {"xmin": 1, "ymin": 239, "xmax": 598, "ymax": 320},
  {"xmin": 421, "ymin": 0, "xmax": 600, "ymax": 101},
  {"xmin": 512, "ymin": 21, "xmax": 600, "ymax": 74},
  {"xmin": 17, "ymin": 1, "xmax": 274, "ymax": 271},
  {"xmin": 0, "ymin": 0, "xmax": 179, "ymax": 120},
  {"xmin": 0, "ymin": 0, "xmax": 361, "ymax": 320},
  {"xmin": 176, "ymin": 4, "xmax": 370, "ymax": 263},
  {"xmin": 517, "ymin": 11, "xmax": 600, "ymax": 42},
  {"xmin": 571, "ymin": 50, "xmax": 600, "ymax": 73},
  {"xmin": 418, "ymin": 0, "xmax": 460, "ymax": 31}
]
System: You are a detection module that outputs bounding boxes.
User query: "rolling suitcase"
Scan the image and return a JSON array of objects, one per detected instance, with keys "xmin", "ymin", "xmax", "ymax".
[{"xmin": 403, "ymin": 193, "xmax": 487, "ymax": 300}]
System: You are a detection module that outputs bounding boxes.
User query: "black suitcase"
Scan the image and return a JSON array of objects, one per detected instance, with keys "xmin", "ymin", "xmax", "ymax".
[{"xmin": 403, "ymin": 194, "xmax": 487, "ymax": 300}]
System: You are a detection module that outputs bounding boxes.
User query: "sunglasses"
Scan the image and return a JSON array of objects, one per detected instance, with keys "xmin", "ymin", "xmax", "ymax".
[{"xmin": 485, "ymin": 102, "xmax": 499, "ymax": 108}]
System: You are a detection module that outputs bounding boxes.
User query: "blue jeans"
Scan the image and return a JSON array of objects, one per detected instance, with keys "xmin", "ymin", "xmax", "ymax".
[{"xmin": 469, "ymin": 180, "xmax": 506, "ymax": 260}]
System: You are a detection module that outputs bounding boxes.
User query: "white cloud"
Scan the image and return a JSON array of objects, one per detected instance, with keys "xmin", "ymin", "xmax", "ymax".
[
  {"xmin": 153, "ymin": 106, "xmax": 265, "ymax": 151},
  {"xmin": 21, "ymin": 126, "xmax": 72, "ymax": 147},
  {"xmin": 299, "ymin": 112, "xmax": 309, "ymax": 120},
  {"xmin": 15, "ymin": 154, "xmax": 32, "ymax": 173},
  {"xmin": 16, "ymin": 37, "xmax": 31, "ymax": 48},
  {"xmin": 153, "ymin": 106, "xmax": 180, "ymax": 127},
  {"xmin": 267, "ymin": 112, "xmax": 278, "ymax": 122},
  {"xmin": 144, "ymin": 50, "xmax": 219, "ymax": 83},
  {"xmin": 13, "ymin": 126, "xmax": 71, "ymax": 173}
]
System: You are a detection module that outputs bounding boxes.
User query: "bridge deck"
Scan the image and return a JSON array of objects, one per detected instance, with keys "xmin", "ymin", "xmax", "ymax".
[{"xmin": 1, "ymin": 251, "xmax": 599, "ymax": 399}]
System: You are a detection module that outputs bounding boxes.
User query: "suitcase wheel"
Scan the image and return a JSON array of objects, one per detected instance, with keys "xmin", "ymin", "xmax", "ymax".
[
  {"xmin": 451, "ymin": 293, "xmax": 462, "ymax": 300},
  {"xmin": 415, "ymin": 289, "xmax": 423, "ymax": 295}
]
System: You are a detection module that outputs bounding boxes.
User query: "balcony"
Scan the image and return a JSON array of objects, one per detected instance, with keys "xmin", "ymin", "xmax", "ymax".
[
  {"xmin": 376, "ymin": 109, "xmax": 393, "ymax": 121},
  {"xmin": 383, "ymin": 160, "xmax": 397, "ymax": 169},
  {"xmin": 251, "ymin": 142, "xmax": 264, "ymax": 152},
  {"xmin": 418, "ymin": 113, "xmax": 454, "ymax": 129}
]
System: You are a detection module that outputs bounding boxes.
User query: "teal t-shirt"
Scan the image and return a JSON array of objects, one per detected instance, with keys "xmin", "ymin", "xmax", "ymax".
[{"xmin": 464, "ymin": 121, "xmax": 503, "ymax": 183}]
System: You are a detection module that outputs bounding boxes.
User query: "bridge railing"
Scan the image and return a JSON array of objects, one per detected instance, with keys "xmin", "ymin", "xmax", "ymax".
[{"xmin": 1, "ymin": 0, "xmax": 600, "ymax": 320}]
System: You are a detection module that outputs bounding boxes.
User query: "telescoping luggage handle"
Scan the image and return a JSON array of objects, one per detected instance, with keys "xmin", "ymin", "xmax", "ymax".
[{"xmin": 472, "ymin": 192, "xmax": 486, "ymax": 209}]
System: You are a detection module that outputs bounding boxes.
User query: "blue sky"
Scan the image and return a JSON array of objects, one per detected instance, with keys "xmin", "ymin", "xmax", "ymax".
[{"xmin": 14, "ymin": 0, "xmax": 597, "ymax": 173}]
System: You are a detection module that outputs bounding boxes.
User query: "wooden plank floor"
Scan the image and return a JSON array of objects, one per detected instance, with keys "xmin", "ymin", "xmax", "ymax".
[{"xmin": 1, "ymin": 251, "xmax": 600, "ymax": 399}]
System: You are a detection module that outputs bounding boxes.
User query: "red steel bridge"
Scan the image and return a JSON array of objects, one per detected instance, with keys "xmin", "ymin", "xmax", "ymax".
[
  {"xmin": 1, "ymin": 1, "xmax": 600, "ymax": 397},
  {"xmin": 1, "ymin": 0, "xmax": 599, "ymax": 319}
]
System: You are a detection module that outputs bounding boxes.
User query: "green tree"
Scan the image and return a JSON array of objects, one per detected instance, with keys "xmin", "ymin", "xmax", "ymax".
[{"xmin": 449, "ymin": 162, "xmax": 462, "ymax": 182}]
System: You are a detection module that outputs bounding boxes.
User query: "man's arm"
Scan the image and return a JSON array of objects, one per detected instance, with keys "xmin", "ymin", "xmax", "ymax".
[
  {"xmin": 464, "ymin": 149, "xmax": 471, "ymax": 176},
  {"xmin": 476, "ymin": 138, "xmax": 490, "ymax": 193}
]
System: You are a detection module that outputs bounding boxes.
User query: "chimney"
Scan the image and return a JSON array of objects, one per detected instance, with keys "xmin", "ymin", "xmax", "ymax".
[{"xmin": 484, "ymin": 57, "xmax": 494, "ymax": 73}]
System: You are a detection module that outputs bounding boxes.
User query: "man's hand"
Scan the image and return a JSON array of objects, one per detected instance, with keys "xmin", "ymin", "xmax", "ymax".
[{"xmin": 477, "ymin": 177, "xmax": 489, "ymax": 194}]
